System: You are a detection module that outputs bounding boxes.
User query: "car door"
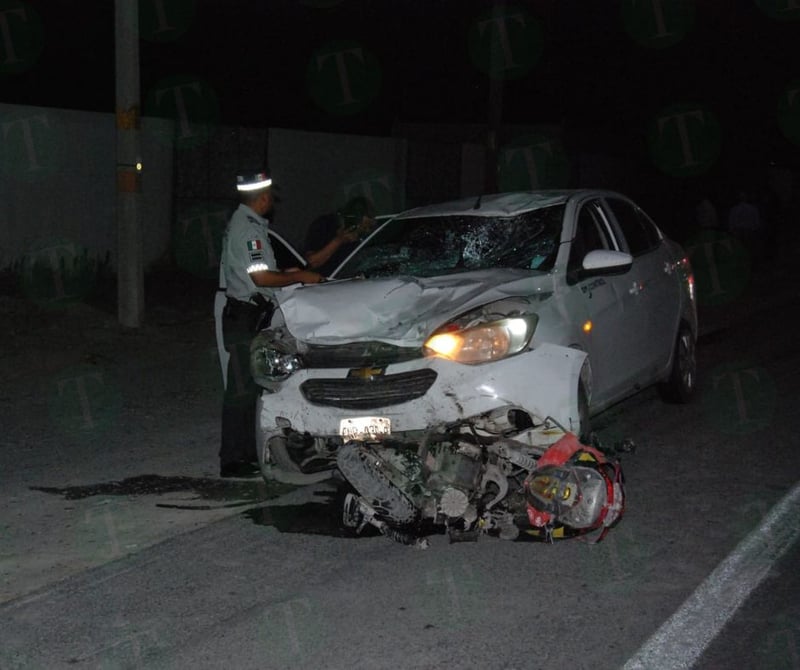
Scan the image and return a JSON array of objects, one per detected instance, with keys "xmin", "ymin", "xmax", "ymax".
[
  {"xmin": 602, "ymin": 196, "xmax": 681, "ymax": 383},
  {"xmin": 564, "ymin": 198, "xmax": 646, "ymax": 410},
  {"xmin": 215, "ymin": 229, "xmax": 307, "ymax": 389},
  {"xmin": 268, "ymin": 228, "xmax": 307, "ymax": 270}
]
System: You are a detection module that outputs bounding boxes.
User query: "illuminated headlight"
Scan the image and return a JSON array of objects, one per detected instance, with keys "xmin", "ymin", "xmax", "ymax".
[
  {"xmin": 424, "ymin": 314, "xmax": 538, "ymax": 364},
  {"xmin": 250, "ymin": 331, "xmax": 303, "ymax": 383}
]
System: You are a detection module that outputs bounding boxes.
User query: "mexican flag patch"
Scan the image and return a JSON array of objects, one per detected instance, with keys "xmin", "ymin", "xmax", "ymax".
[{"xmin": 247, "ymin": 239, "xmax": 263, "ymax": 251}]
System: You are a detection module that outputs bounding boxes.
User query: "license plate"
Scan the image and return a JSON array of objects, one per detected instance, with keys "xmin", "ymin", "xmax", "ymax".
[{"xmin": 339, "ymin": 416, "xmax": 391, "ymax": 441}]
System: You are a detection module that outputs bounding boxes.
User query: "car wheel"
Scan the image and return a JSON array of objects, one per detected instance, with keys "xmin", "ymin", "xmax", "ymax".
[
  {"xmin": 578, "ymin": 381, "xmax": 592, "ymax": 444},
  {"xmin": 658, "ymin": 324, "xmax": 696, "ymax": 404},
  {"xmin": 336, "ymin": 441, "xmax": 419, "ymax": 526}
]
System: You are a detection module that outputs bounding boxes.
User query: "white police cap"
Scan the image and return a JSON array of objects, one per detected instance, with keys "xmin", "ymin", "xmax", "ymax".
[{"xmin": 236, "ymin": 170, "xmax": 273, "ymax": 192}]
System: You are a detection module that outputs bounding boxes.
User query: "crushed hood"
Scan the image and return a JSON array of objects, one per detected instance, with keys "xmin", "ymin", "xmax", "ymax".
[{"xmin": 276, "ymin": 270, "xmax": 554, "ymax": 346}]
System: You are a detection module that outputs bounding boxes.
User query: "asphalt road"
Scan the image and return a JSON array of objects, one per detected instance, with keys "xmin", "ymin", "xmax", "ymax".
[
  {"xmin": 1, "ymin": 247, "xmax": 799, "ymax": 669},
  {"xmin": 696, "ymin": 541, "xmax": 800, "ymax": 670}
]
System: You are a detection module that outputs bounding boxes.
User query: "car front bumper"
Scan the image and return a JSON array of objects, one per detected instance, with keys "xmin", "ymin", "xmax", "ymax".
[{"xmin": 256, "ymin": 342, "xmax": 587, "ymax": 459}]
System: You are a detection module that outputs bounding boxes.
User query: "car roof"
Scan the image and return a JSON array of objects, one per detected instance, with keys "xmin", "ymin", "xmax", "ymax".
[{"xmin": 392, "ymin": 189, "xmax": 623, "ymax": 219}]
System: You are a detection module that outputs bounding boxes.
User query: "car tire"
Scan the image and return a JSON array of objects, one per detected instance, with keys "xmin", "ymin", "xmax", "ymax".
[
  {"xmin": 658, "ymin": 324, "xmax": 696, "ymax": 404},
  {"xmin": 336, "ymin": 441, "xmax": 420, "ymax": 526},
  {"xmin": 578, "ymin": 381, "xmax": 592, "ymax": 444}
]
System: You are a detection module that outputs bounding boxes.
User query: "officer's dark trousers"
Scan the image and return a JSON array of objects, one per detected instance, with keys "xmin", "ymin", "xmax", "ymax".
[{"xmin": 219, "ymin": 303, "xmax": 261, "ymax": 466}]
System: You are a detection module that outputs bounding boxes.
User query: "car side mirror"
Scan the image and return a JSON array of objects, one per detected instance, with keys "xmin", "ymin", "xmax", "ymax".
[
  {"xmin": 567, "ymin": 249, "xmax": 633, "ymax": 284},
  {"xmin": 582, "ymin": 249, "xmax": 633, "ymax": 274}
]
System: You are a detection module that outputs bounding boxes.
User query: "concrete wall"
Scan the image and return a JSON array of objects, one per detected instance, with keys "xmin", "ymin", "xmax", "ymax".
[
  {"xmin": 0, "ymin": 105, "xmax": 410, "ymax": 284},
  {"xmin": 0, "ymin": 103, "xmax": 174, "ymax": 270},
  {"xmin": 7, "ymin": 104, "xmax": 602, "ymax": 288},
  {"xmin": 6, "ymin": 101, "xmax": 794, "ymax": 287},
  {"xmin": 267, "ymin": 127, "xmax": 407, "ymax": 249},
  {"xmin": 169, "ymin": 125, "xmax": 409, "ymax": 281}
]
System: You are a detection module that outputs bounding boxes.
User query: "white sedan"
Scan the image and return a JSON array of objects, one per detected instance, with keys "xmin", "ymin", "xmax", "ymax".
[{"xmin": 251, "ymin": 190, "xmax": 697, "ymax": 483}]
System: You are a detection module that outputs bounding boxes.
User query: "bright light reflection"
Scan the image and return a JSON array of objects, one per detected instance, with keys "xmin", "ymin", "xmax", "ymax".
[
  {"xmin": 508, "ymin": 318, "xmax": 528, "ymax": 336},
  {"xmin": 426, "ymin": 332, "xmax": 462, "ymax": 357}
]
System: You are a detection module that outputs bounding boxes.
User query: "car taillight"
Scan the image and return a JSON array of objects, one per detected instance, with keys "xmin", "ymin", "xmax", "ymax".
[{"xmin": 679, "ymin": 256, "xmax": 695, "ymax": 302}]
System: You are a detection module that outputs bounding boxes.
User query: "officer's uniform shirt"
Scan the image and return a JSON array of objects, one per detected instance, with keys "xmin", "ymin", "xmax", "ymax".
[{"xmin": 221, "ymin": 203, "xmax": 278, "ymax": 303}]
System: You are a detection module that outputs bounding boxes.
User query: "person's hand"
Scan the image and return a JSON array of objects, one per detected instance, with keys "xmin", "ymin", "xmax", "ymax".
[
  {"xmin": 356, "ymin": 215, "xmax": 376, "ymax": 236},
  {"xmin": 299, "ymin": 270, "xmax": 325, "ymax": 284},
  {"xmin": 285, "ymin": 267, "xmax": 324, "ymax": 282},
  {"xmin": 336, "ymin": 223, "xmax": 359, "ymax": 243}
]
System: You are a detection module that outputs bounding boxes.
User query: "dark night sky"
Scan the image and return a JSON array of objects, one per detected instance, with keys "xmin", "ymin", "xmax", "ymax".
[{"xmin": 2, "ymin": 0, "xmax": 798, "ymax": 164}]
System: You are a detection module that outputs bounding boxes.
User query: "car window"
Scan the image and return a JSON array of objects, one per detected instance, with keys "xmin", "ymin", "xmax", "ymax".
[
  {"xmin": 336, "ymin": 204, "xmax": 566, "ymax": 279},
  {"xmin": 568, "ymin": 202, "xmax": 613, "ymax": 272},
  {"xmin": 605, "ymin": 197, "xmax": 660, "ymax": 256}
]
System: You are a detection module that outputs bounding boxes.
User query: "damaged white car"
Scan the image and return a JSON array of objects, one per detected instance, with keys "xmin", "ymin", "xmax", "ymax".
[{"xmin": 251, "ymin": 190, "xmax": 697, "ymax": 484}]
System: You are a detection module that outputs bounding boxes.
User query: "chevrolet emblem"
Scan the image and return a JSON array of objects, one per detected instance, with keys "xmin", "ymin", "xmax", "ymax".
[{"xmin": 348, "ymin": 366, "xmax": 385, "ymax": 380}]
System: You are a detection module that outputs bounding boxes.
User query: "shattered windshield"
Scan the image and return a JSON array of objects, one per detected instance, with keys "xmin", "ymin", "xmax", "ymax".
[{"xmin": 335, "ymin": 204, "xmax": 566, "ymax": 279}]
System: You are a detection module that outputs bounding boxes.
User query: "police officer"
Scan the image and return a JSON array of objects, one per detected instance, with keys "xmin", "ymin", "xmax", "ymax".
[{"xmin": 219, "ymin": 170, "xmax": 323, "ymax": 478}]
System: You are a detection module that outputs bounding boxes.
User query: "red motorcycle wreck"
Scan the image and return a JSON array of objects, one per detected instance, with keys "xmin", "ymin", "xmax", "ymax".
[{"xmin": 337, "ymin": 423, "xmax": 627, "ymax": 549}]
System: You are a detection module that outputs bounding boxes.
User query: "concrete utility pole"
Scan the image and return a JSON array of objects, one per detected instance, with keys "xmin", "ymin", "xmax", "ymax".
[{"xmin": 115, "ymin": 0, "xmax": 144, "ymax": 327}]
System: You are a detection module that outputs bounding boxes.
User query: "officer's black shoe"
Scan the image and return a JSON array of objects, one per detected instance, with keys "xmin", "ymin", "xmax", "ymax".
[{"xmin": 220, "ymin": 461, "xmax": 261, "ymax": 478}]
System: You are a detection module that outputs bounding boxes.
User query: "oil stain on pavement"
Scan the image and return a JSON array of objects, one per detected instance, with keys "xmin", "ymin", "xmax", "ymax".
[
  {"xmin": 30, "ymin": 475, "xmax": 373, "ymax": 538},
  {"xmin": 31, "ymin": 474, "xmax": 296, "ymax": 509},
  {"xmin": 245, "ymin": 486, "xmax": 381, "ymax": 538}
]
